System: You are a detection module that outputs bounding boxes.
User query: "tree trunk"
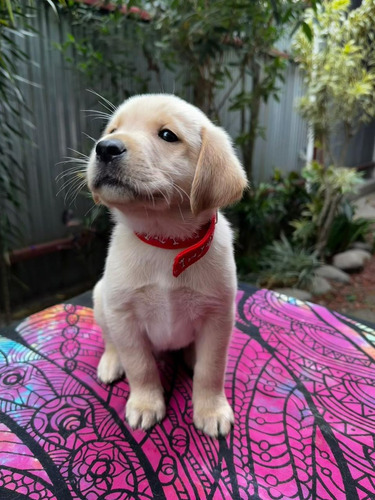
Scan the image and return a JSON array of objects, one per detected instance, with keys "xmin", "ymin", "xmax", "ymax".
[
  {"xmin": 193, "ymin": 67, "xmax": 215, "ymax": 118},
  {"xmin": 241, "ymin": 60, "xmax": 261, "ymax": 183},
  {"xmin": 237, "ymin": 62, "xmax": 262, "ymax": 260},
  {"xmin": 315, "ymin": 193, "xmax": 341, "ymax": 257}
]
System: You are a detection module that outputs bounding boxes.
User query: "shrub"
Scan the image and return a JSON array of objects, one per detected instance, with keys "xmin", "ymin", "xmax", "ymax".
[
  {"xmin": 233, "ymin": 170, "xmax": 309, "ymax": 258},
  {"xmin": 326, "ymin": 202, "xmax": 374, "ymax": 255},
  {"xmin": 257, "ymin": 235, "xmax": 320, "ymax": 289},
  {"xmin": 291, "ymin": 162, "xmax": 364, "ymax": 256}
]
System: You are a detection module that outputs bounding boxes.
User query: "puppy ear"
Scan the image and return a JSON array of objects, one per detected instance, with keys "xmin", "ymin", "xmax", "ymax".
[{"xmin": 190, "ymin": 126, "xmax": 248, "ymax": 216}]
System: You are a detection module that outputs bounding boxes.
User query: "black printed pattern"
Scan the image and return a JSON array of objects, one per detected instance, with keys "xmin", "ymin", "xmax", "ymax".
[{"xmin": 0, "ymin": 284, "xmax": 374, "ymax": 499}]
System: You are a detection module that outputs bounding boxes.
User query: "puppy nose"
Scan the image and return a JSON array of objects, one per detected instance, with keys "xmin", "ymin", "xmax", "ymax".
[{"xmin": 96, "ymin": 139, "xmax": 126, "ymax": 162}]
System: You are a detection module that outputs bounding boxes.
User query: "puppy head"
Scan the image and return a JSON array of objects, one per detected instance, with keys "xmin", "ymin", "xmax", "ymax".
[{"xmin": 86, "ymin": 94, "xmax": 247, "ymax": 215}]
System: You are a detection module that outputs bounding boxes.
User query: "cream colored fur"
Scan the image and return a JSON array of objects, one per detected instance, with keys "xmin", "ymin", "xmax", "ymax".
[{"xmin": 87, "ymin": 94, "xmax": 247, "ymax": 437}]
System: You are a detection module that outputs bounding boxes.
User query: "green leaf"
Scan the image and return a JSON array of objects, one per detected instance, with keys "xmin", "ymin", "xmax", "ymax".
[
  {"xmin": 301, "ymin": 21, "xmax": 313, "ymax": 41},
  {"xmin": 4, "ymin": 0, "xmax": 15, "ymax": 26}
]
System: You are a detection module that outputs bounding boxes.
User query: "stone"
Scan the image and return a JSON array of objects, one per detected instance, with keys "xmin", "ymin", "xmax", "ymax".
[
  {"xmin": 311, "ymin": 276, "xmax": 332, "ymax": 295},
  {"xmin": 273, "ymin": 288, "xmax": 312, "ymax": 301},
  {"xmin": 350, "ymin": 241, "xmax": 373, "ymax": 253},
  {"xmin": 333, "ymin": 249, "xmax": 372, "ymax": 271},
  {"xmin": 315, "ymin": 265, "xmax": 351, "ymax": 284}
]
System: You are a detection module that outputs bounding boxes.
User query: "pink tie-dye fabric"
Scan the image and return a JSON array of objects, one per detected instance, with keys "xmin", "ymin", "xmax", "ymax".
[{"xmin": 0, "ymin": 287, "xmax": 374, "ymax": 499}]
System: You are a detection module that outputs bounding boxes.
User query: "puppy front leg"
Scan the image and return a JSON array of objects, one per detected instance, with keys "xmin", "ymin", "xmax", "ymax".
[
  {"xmin": 94, "ymin": 280, "xmax": 124, "ymax": 384},
  {"xmin": 97, "ymin": 339, "xmax": 125, "ymax": 384},
  {"xmin": 193, "ymin": 312, "xmax": 234, "ymax": 438},
  {"xmin": 107, "ymin": 310, "xmax": 166, "ymax": 430}
]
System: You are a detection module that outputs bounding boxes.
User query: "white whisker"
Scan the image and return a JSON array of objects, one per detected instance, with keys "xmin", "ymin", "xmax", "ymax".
[
  {"xmin": 84, "ymin": 200, "xmax": 98, "ymax": 217},
  {"xmin": 56, "ymin": 159, "xmax": 87, "ymax": 167},
  {"xmin": 56, "ymin": 169, "xmax": 86, "ymax": 184},
  {"xmin": 84, "ymin": 109, "xmax": 111, "ymax": 120},
  {"xmin": 86, "ymin": 89, "xmax": 117, "ymax": 112},
  {"xmin": 70, "ymin": 180, "xmax": 88, "ymax": 206},
  {"xmin": 173, "ymin": 183, "xmax": 190, "ymax": 203},
  {"xmin": 84, "ymin": 203, "xmax": 101, "ymax": 227},
  {"xmin": 99, "ymin": 101, "xmax": 115, "ymax": 114},
  {"xmin": 64, "ymin": 179, "xmax": 87, "ymax": 206},
  {"xmin": 154, "ymin": 186, "xmax": 170, "ymax": 206},
  {"xmin": 56, "ymin": 163, "xmax": 86, "ymax": 173},
  {"xmin": 56, "ymin": 176, "xmax": 83, "ymax": 194},
  {"xmin": 67, "ymin": 148, "xmax": 89, "ymax": 159},
  {"xmin": 55, "ymin": 168, "xmax": 85, "ymax": 182},
  {"xmin": 178, "ymin": 204, "xmax": 186, "ymax": 222},
  {"xmin": 57, "ymin": 177, "xmax": 85, "ymax": 199},
  {"xmin": 82, "ymin": 132, "xmax": 96, "ymax": 143},
  {"xmin": 154, "ymin": 165, "xmax": 191, "ymax": 203},
  {"xmin": 144, "ymin": 184, "xmax": 155, "ymax": 207}
]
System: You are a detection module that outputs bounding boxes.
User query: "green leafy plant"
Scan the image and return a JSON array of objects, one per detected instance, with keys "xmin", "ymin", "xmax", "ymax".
[
  {"xmin": 291, "ymin": 161, "xmax": 363, "ymax": 256},
  {"xmin": 257, "ymin": 235, "xmax": 320, "ymax": 289},
  {"xmin": 293, "ymin": 0, "xmax": 375, "ymax": 166},
  {"xmin": 55, "ymin": 2, "xmax": 154, "ymax": 104},
  {"xmin": 290, "ymin": 1, "xmax": 375, "ymax": 262},
  {"xmin": 326, "ymin": 202, "xmax": 374, "ymax": 255},
  {"xmin": 232, "ymin": 170, "xmax": 310, "ymax": 258}
]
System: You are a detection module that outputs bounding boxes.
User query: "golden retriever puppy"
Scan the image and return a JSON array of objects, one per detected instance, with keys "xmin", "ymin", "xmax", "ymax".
[{"xmin": 86, "ymin": 94, "xmax": 247, "ymax": 437}]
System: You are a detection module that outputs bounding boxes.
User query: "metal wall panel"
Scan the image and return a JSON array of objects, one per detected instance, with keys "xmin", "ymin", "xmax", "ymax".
[
  {"xmin": 331, "ymin": 121, "xmax": 375, "ymax": 168},
  {"xmin": 252, "ymin": 62, "xmax": 308, "ymax": 183},
  {"xmin": 9, "ymin": 5, "xmax": 92, "ymax": 246},
  {"xmin": 7, "ymin": 3, "xmax": 194, "ymax": 250}
]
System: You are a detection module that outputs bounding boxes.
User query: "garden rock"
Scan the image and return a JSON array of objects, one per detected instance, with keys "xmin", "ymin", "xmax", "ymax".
[
  {"xmin": 273, "ymin": 288, "xmax": 312, "ymax": 301},
  {"xmin": 333, "ymin": 249, "xmax": 372, "ymax": 271},
  {"xmin": 350, "ymin": 241, "xmax": 373, "ymax": 253},
  {"xmin": 315, "ymin": 265, "xmax": 351, "ymax": 284},
  {"xmin": 311, "ymin": 276, "xmax": 332, "ymax": 295}
]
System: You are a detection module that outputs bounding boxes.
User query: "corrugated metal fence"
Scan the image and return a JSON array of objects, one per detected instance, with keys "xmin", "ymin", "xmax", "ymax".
[
  {"xmin": 253, "ymin": 62, "xmax": 308, "ymax": 181},
  {"xmin": 10, "ymin": 4, "xmax": 187, "ymax": 247}
]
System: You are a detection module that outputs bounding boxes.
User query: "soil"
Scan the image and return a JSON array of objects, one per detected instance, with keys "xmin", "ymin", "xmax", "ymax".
[{"xmin": 312, "ymin": 253, "xmax": 375, "ymax": 325}]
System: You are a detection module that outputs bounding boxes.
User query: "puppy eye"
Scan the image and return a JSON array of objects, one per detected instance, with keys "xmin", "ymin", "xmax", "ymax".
[
  {"xmin": 109, "ymin": 128, "xmax": 117, "ymax": 134},
  {"xmin": 158, "ymin": 129, "xmax": 179, "ymax": 142}
]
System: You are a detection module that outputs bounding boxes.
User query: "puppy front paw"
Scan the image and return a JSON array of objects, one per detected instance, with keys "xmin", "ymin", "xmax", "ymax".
[
  {"xmin": 126, "ymin": 391, "xmax": 166, "ymax": 430},
  {"xmin": 97, "ymin": 349, "xmax": 124, "ymax": 384},
  {"xmin": 194, "ymin": 395, "xmax": 234, "ymax": 438}
]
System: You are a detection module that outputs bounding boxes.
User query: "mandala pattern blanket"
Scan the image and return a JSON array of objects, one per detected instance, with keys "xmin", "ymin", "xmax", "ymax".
[{"xmin": 0, "ymin": 284, "xmax": 375, "ymax": 500}]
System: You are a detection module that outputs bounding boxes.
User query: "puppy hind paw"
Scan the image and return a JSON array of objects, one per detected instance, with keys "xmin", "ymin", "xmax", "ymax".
[
  {"xmin": 194, "ymin": 397, "xmax": 234, "ymax": 438},
  {"xmin": 126, "ymin": 392, "xmax": 166, "ymax": 430},
  {"xmin": 97, "ymin": 350, "xmax": 124, "ymax": 384}
]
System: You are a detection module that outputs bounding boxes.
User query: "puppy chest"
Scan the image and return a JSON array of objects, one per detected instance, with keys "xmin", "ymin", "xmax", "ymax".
[{"xmin": 132, "ymin": 287, "xmax": 204, "ymax": 351}]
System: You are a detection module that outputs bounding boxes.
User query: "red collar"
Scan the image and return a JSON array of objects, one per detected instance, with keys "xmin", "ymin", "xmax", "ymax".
[{"xmin": 135, "ymin": 215, "xmax": 216, "ymax": 277}]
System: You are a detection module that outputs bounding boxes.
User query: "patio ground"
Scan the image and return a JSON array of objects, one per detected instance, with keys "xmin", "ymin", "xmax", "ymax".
[
  {"xmin": 312, "ymin": 190, "xmax": 375, "ymax": 325},
  {"xmin": 312, "ymin": 252, "xmax": 375, "ymax": 324}
]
